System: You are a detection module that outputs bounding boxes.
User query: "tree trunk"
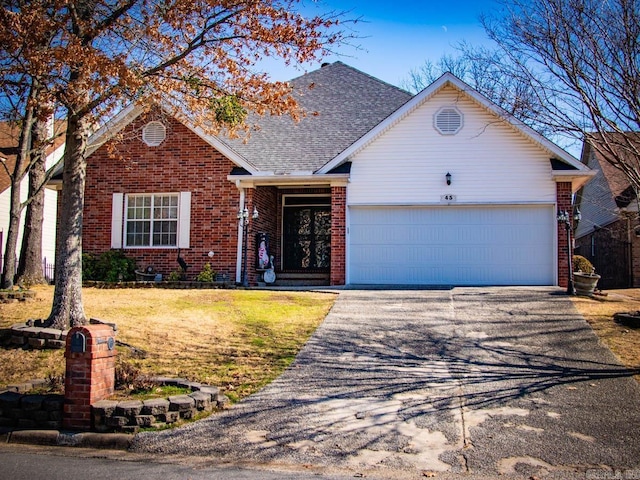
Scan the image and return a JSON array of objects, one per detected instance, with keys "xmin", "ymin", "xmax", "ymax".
[
  {"xmin": 46, "ymin": 112, "xmax": 89, "ymax": 329},
  {"xmin": 16, "ymin": 116, "xmax": 48, "ymax": 286},
  {"xmin": 1, "ymin": 107, "xmax": 34, "ymax": 290}
]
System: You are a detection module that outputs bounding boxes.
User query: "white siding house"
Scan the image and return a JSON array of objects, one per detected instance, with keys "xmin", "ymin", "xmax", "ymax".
[{"xmin": 320, "ymin": 74, "xmax": 593, "ymax": 286}]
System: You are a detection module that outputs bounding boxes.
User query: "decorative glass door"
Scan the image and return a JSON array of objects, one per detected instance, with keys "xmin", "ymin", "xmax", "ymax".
[{"xmin": 283, "ymin": 206, "xmax": 331, "ymax": 272}]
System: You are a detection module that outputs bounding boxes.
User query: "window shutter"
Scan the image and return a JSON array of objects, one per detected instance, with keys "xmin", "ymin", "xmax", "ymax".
[
  {"xmin": 178, "ymin": 191, "xmax": 191, "ymax": 248},
  {"xmin": 111, "ymin": 193, "xmax": 124, "ymax": 248}
]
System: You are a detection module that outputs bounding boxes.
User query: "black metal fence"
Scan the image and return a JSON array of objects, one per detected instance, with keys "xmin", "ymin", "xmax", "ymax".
[{"xmin": 0, "ymin": 254, "xmax": 55, "ymax": 284}]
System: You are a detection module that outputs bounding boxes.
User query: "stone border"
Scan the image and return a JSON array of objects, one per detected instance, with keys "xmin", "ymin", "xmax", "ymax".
[
  {"xmin": 0, "ymin": 377, "xmax": 228, "ymax": 434},
  {"xmin": 92, "ymin": 377, "xmax": 229, "ymax": 433},
  {"xmin": 0, "ymin": 290, "xmax": 36, "ymax": 303},
  {"xmin": 83, "ymin": 280, "xmax": 235, "ymax": 289},
  {"xmin": 2, "ymin": 323, "xmax": 66, "ymax": 350}
]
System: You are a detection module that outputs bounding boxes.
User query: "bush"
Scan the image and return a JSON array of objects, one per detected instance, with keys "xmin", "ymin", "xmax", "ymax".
[
  {"xmin": 114, "ymin": 359, "xmax": 155, "ymax": 393},
  {"xmin": 573, "ymin": 255, "xmax": 595, "ymax": 274},
  {"xmin": 196, "ymin": 263, "xmax": 216, "ymax": 282},
  {"xmin": 83, "ymin": 251, "xmax": 137, "ymax": 282}
]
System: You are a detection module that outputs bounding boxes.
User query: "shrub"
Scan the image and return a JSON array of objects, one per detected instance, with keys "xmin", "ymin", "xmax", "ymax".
[
  {"xmin": 115, "ymin": 359, "xmax": 155, "ymax": 393},
  {"xmin": 83, "ymin": 251, "xmax": 137, "ymax": 282},
  {"xmin": 168, "ymin": 269, "xmax": 184, "ymax": 281},
  {"xmin": 573, "ymin": 255, "xmax": 595, "ymax": 274},
  {"xmin": 196, "ymin": 263, "xmax": 216, "ymax": 282}
]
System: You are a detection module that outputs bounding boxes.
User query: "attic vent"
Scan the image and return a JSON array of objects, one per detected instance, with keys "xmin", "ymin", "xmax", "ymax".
[
  {"xmin": 434, "ymin": 107, "xmax": 463, "ymax": 135},
  {"xmin": 142, "ymin": 121, "xmax": 166, "ymax": 147}
]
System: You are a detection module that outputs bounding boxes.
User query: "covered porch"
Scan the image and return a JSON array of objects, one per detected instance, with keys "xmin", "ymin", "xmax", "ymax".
[{"xmin": 229, "ymin": 172, "xmax": 348, "ymax": 287}]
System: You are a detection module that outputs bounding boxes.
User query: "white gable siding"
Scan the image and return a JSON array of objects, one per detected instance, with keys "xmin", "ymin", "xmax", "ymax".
[{"xmin": 347, "ymin": 86, "xmax": 557, "ymax": 206}]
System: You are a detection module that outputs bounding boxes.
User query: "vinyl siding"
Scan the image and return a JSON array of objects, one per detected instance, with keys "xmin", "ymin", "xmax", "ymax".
[
  {"xmin": 575, "ymin": 149, "xmax": 620, "ymax": 239},
  {"xmin": 347, "ymin": 86, "xmax": 557, "ymax": 206}
]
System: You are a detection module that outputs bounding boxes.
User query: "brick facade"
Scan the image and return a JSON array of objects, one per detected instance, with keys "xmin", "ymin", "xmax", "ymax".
[
  {"xmin": 83, "ymin": 113, "xmax": 347, "ymax": 286},
  {"xmin": 84, "ymin": 113, "xmax": 243, "ymax": 281},
  {"xmin": 330, "ymin": 186, "xmax": 346, "ymax": 285},
  {"xmin": 556, "ymin": 182, "xmax": 574, "ymax": 289}
]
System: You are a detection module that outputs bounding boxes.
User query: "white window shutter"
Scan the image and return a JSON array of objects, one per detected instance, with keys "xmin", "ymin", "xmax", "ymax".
[
  {"xmin": 178, "ymin": 191, "xmax": 191, "ymax": 248},
  {"xmin": 111, "ymin": 193, "xmax": 124, "ymax": 248}
]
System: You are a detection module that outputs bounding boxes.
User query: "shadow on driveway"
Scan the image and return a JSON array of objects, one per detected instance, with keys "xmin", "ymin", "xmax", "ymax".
[{"xmin": 132, "ymin": 287, "xmax": 640, "ymax": 479}]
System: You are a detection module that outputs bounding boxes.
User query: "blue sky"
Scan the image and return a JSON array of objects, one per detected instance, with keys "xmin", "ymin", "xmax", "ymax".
[{"xmin": 262, "ymin": 0, "xmax": 501, "ymax": 87}]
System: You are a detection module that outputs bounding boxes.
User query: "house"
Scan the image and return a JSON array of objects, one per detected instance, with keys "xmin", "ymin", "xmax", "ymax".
[
  {"xmin": 0, "ymin": 121, "xmax": 63, "ymax": 281},
  {"xmin": 82, "ymin": 62, "xmax": 594, "ymax": 287},
  {"xmin": 575, "ymin": 134, "xmax": 640, "ymax": 288}
]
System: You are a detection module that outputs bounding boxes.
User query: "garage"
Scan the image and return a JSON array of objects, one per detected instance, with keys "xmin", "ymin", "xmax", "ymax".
[{"xmin": 348, "ymin": 205, "xmax": 556, "ymax": 286}]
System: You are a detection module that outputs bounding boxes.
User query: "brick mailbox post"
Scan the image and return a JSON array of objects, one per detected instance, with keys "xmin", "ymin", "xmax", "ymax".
[{"xmin": 63, "ymin": 323, "xmax": 117, "ymax": 430}]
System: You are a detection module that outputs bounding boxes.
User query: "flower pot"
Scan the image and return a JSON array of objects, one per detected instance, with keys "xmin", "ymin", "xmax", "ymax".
[{"xmin": 573, "ymin": 272, "xmax": 600, "ymax": 296}]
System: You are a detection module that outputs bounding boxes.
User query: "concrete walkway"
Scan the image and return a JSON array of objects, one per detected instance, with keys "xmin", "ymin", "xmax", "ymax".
[{"xmin": 132, "ymin": 288, "xmax": 640, "ymax": 479}]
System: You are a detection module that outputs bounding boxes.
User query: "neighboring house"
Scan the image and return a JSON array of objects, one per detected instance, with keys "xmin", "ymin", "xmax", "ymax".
[
  {"xmin": 82, "ymin": 62, "xmax": 593, "ymax": 287},
  {"xmin": 575, "ymin": 134, "xmax": 640, "ymax": 288},
  {"xmin": 0, "ymin": 121, "xmax": 63, "ymax": 280}
]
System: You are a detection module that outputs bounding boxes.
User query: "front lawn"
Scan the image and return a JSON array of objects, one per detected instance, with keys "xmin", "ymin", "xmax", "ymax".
[
  {"xmin": 571, "ymin": 289, "xmax": 640, "ymax": 382},
  {"xmin": 0, "ymin": 286, "xmax": 336, "ymax": 401}
]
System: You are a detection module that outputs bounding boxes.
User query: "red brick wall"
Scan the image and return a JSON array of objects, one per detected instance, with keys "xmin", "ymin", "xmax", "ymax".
[
  {"xmin": 248, "ymin": 187, "xmax": 278, "ymax": 285},
  {"xmin": 63, "ymin": 324, "xmax": 116, "ymax": 430},
  {"xmin": 331, "ymin": 186, "xmax": 346, "ymax": 285},
  {"xmin": 556, "ymin": 182, "xmax": 573, "ymax": 288},
  {"xmin": 84, "ymin": 113, "xmax": 241, "ymax": 280}
]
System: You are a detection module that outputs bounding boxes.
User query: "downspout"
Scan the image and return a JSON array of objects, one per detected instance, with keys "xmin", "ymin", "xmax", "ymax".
[{"xmin": 235, "ymin": 184, "xmax": 245, "ymax": 284}]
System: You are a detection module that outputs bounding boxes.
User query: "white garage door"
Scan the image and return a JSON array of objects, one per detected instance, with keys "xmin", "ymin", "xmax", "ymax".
[{"xmin": 349, "ymin": 205, "xmax": 555, "ymax": 285}]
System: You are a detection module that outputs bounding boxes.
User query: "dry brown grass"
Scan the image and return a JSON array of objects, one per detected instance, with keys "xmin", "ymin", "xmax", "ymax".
[
  {"xmin": 571, "ymin": 289, "xmax": 640, "ymax": 381},
  {"xmin": 0, "ymin": 285, "xmax": 336, "ymax": 401}
]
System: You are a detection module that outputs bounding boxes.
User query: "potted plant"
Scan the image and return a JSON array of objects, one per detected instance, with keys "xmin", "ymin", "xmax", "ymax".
[{"xmin": 572, "ymin": 255, "xmax": 601, "ymax": 296}]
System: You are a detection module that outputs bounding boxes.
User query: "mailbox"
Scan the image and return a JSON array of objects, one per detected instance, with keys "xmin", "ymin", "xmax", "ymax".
[
  {"xmin": 70, "ymin": 331, "xmax": 86, "ymax": 353},
  {"xmin": 64, "ymin": 324, "xmax": 117, "ymax": 430}
]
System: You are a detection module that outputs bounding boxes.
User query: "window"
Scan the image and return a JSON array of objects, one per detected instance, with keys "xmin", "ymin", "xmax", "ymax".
[
  {"xmin": 125, "ymin": 194, "xmax": 178, "ymax": 246},
  {"xmin": 111, "ymin": 192, "xmax": 191, "ymax": 249}
]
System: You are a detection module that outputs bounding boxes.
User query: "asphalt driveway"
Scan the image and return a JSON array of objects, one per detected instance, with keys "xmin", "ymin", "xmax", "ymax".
[{"xmin": 132, "ymin": 288, "xmax": 640, "ymax": 479}]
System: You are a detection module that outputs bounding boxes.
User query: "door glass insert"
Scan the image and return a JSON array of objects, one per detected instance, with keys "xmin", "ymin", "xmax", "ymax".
[{"xmin": 283, "ymin": 206, "xmax": 331, "ymax": 272}]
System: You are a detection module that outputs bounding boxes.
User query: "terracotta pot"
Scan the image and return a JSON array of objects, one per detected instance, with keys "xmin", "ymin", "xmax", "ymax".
[{"xmin": 573, "ymin": 272, "xmax": 600, "ymax": 296}]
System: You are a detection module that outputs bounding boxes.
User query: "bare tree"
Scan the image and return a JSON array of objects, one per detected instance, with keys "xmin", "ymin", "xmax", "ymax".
[{"xmin": 479, "ymin": 0, "xmax": 640, "ymax": 189}]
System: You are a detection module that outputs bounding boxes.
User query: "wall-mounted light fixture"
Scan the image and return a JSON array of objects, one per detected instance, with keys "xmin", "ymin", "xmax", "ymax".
[
  {"xmin": 238, "ymin": 206, "xmax": 259, "ymax": 287},
  {"xmin": 557, "ymin": 207, "xmax": 581, "ymax": 295},
  {"xmin": 446, "ymin": 172, "xmax": 452, "ymax": 186}
]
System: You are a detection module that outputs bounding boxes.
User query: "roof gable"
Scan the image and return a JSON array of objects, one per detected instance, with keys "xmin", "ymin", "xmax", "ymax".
[{"xmin": 318, "ymin": 72, "xmax": 588, "ymax": 176}]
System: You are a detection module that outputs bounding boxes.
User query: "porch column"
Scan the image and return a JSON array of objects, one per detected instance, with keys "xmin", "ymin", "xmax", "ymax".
[
  {"xmin": 331, "ymin": 186, "xmax": 346, "ymax": 285},
  {"xmin": 556, "ymin": 182, "xmax": 573, "ymax": 288}
]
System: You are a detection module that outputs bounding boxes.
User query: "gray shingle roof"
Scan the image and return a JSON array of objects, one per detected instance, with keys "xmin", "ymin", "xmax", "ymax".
[{"xmin": 219, "ymin": 62, "xmax": 412, "ymax": 174}]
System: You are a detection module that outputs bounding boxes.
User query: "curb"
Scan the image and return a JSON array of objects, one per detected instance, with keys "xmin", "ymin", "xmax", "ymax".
[{"xmin": 1, "ymin": 429, "xmax": 133, "ymax": 450}]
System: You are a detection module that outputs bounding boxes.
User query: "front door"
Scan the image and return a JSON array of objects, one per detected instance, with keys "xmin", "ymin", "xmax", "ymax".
[{"xmin": 283, "ymin": 202, "xmax": 331, "ymax": 272}]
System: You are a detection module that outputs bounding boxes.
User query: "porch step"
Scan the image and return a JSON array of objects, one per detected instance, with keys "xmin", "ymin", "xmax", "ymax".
[{"xmin": 273, "ymin": 272, "xmax": 329, "ymax": 287}]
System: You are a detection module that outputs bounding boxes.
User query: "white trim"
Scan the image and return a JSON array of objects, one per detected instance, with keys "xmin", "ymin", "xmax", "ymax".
[
  {"xmin": 178, "ymin": 191, "xmax": 191, "ymax": 248},
  {"xmin": 235, "ymin": 188, "xmax": 245, "ymax": 284},
  {"xmin": 87, "ymin": 104, "xmax": 144, "ymax": 156},
  {"xmin": 228, "ymin": 174, "xmax": 349, "ymax": 188},
  {"xmin": 317, "ymin": 73, "xmax": 590, "ymax": 178},
  {"xmin": 111, "ymin": 193, "xmax": 124, "ymax": 248}
]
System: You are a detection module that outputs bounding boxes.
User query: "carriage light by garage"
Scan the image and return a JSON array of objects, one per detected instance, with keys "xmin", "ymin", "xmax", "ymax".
[
  {"xmin": 446, "ymin": 172, "xmax": 452, "ymax": 185},
  {"xmin": 557, "ymin": 208, "xmax": 581, "ymax": 295}
]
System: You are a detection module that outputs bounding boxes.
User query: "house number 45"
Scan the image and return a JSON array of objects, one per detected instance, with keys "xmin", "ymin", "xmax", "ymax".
[{"xmin": 441, "ymin": 194, "xmax": 457, "ymax": 202}]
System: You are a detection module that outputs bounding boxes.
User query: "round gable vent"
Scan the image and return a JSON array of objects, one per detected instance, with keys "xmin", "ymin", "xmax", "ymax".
[
  {"xmin": 142, "ymin": 121, "xmax": 166, "ymax": 147},
  {"xmin": 434, "ymin": 106, "xmax": 463, "ymax": 135}
]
